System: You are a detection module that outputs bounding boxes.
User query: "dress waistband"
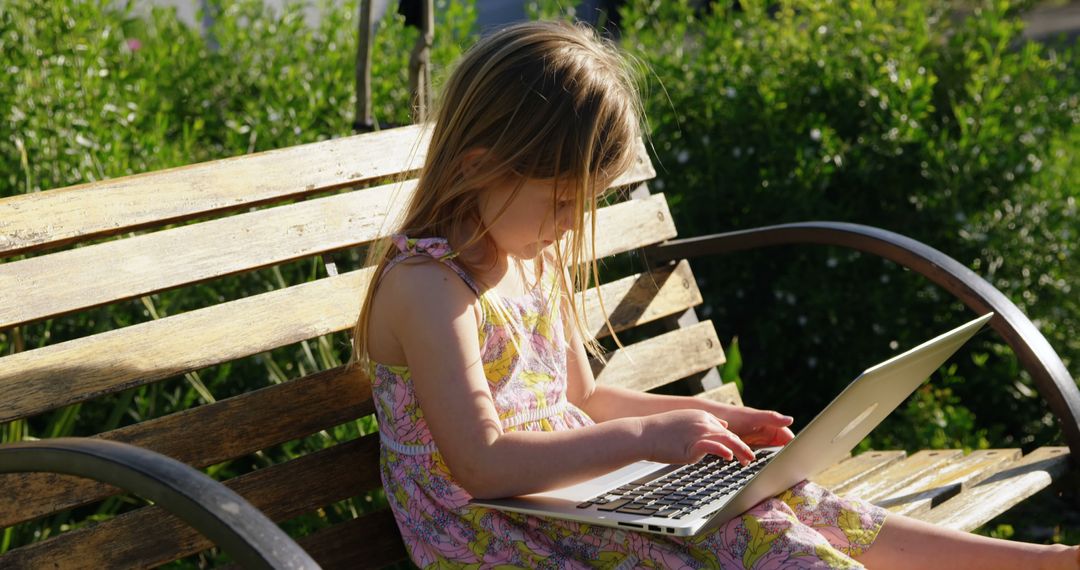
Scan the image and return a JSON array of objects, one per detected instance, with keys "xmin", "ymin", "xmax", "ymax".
[
  {"xmin": 380, "ymin": 432, "xmax": 440, "ymax": 456},
  {"xmin": 380, "ymin": 398, "xmax": 576, "ymax": 456},
  {"xmin": 501, "ymin": 397, "xmax": 572, "ymax": 430}
]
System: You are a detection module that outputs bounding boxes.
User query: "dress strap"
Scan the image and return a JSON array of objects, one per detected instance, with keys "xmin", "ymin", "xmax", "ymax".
[{"xmin": 382, "ymin": 235, "xmax": 481, "ymax": 296}]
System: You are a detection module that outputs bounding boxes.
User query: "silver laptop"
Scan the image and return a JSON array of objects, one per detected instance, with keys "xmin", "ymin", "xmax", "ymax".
[{"xmin": 472, "ymin": 313, "xmax": 993, "ymax": 537}]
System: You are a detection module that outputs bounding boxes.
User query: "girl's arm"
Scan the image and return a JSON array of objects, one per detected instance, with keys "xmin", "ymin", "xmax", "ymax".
[
  {"xmin": 379, "ymin": 260, "xmax": 745, "ymax": 499},
  {"xmin": 562, "ymin": 287, "xmax": 795, "ymax": 452}
]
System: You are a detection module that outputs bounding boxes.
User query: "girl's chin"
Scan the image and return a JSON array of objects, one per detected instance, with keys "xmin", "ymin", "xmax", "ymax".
[{"xmin": 519, "ymin": 240, "xmax": 553, "ymax": 259}]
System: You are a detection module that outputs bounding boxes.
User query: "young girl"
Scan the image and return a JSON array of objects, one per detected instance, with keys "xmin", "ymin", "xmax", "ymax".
[{"xmin": 352, "ymin": 20, "xmax": 1079, "ymax": 569}]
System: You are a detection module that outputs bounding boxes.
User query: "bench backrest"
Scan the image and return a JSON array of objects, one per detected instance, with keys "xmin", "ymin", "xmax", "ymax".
[{"xmin": 0, "ymin": 126, "xmax": 735, "ymax": 568}]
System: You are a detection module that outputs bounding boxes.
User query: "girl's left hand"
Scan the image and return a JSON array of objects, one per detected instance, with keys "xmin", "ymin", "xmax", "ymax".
[{"xmin": 716, "ymin": 406, "xmax": 796, "ymax": 448}]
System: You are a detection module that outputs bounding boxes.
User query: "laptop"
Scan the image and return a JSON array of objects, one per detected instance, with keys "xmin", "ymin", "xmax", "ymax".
[{"xmin": 471, "ymin": 312, "xmax": 994, "ymax": 537}]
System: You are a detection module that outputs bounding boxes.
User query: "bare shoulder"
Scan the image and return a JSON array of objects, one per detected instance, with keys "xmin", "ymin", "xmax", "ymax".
[{"xmin": 367, "ymin": 258, "xmax": 480, "ymax": 365}]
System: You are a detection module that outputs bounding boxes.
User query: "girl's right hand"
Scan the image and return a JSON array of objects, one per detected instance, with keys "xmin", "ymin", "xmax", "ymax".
[{"xmin": 640, "ymin": 409, "xmax": 756, "ymax": 465}]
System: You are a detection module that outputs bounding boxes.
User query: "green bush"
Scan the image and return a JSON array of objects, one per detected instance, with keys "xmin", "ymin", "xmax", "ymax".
[
  {"xmin": 0, "ymin": 0, "xmax": 476, "ymax": 560},
  {"xmin": 620, "ymin": 0, "xmax": 1078, "ymax": 453}
]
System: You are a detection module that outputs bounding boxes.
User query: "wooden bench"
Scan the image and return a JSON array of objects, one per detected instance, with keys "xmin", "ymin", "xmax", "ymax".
[{"xmin": 1, "ymin": 124, "xmax": 1077, "ymax": 568}]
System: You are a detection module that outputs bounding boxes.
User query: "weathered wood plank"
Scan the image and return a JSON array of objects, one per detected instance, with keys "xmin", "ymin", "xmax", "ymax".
[
  {"xmin": 810, "ymin": 450, "xmax": 907, "ymax": 493},
  {"xmin": 695, "ymin": 383, "xmax": 743, "ymax": 407},
  {"xmin": 0, "ymin": 435, "xmax": 383, "ymax": 569},
  {"xmin": 583, "ymin": 260, "xmax": 702, "ymax": 340},
  {"xmin": 593, "ymin": 321, "xmax": 725, "ymax": 393},
  {"xmin": 918, "ymin": 447, "xmax": 1070, "ymax": 531},
  {"xmin": 0, "ymin": 125, "xmax": 430, "ymax": 257},
  {"xmin": 0, "ymin": 268, "xmax": 373, "ymax": 423},
  {"xmin": 876, "ymin": 449, "xmax": 1022, "ymax": 517},
  {"xmin": 0, "ymin": 365, "xmax": 371, "ymax": 528},
  {"xmin": 839, "ymin": 449, "xmax": 964, "ymax": 504},
  {"xmin": 586, "ymin": 192, "xmax": 676, "ymax": 261}
]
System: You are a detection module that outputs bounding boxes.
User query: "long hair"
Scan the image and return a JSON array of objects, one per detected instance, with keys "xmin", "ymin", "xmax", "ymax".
[{"xmin": 351, "ymin": 20, "xmax": 644, "ymax": 368}]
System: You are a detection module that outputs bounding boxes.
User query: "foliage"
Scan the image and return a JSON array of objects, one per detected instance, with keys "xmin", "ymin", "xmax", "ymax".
[
  {"xmin": 619, "ymin": 0, "xmax": 1078, "ymax": 455},
  {"xmin": 0, "ymin": 0, "xmax": 475, "ymax": 561}
]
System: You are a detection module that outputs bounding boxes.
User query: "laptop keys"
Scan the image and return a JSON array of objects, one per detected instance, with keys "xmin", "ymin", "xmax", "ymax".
[
  {"xmin": 580, "ymin": 449, "xmax": 778, "ymax": 516},
  {"xmin": 596, "ymin": 498, "xmax": 634, "ymax": 511}
]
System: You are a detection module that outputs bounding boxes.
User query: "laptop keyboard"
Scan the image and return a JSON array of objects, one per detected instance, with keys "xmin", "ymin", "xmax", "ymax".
[{"xmin": 576, "ymin": 449, "xmax": 777, "ymax": 519}]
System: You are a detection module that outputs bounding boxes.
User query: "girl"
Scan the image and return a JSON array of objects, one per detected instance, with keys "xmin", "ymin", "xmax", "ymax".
[{"xmin": 352, "ymin": 20, "xmax": 1079, "ymax": 569}]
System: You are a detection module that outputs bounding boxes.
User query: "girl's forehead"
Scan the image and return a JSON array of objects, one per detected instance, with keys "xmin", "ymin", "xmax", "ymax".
[
  {"xmin": 515, "ymin": 175, "xmax": 611, "ymax": 201},
  {"xmin": 550, "ymin": 177, "xmax": 612, "ymax": 199}
]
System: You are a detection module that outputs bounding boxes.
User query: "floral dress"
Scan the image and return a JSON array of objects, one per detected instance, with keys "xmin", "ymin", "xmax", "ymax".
[{"xmin": 369, "ymin": 236, "xmax": 888, "ymax": 569}]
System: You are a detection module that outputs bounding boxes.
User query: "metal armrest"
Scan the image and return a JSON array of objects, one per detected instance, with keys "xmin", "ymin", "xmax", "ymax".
[
  {"xmin": 0, "ymin": 438, "xmax": 320, "ymax": 569},
  {"xmin": 647, "ymin": 221, "xmax": 1080, "ymax": 457}
]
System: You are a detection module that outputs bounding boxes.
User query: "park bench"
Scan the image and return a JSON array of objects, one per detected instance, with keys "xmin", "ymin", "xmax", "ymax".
[{"xmin": 1, "ymin": 124, "xmax": 1077, "ymax": 568}]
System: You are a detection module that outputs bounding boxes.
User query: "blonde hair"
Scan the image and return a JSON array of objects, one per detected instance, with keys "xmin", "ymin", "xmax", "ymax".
[{"xmin": 351, "ymin": 20, "xmax": 643, "ymax": 368}]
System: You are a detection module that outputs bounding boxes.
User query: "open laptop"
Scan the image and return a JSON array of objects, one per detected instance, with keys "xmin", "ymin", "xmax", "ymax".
[{"xmin": 471, "ymin": 312, "xmax": 994, "ymax": 537}]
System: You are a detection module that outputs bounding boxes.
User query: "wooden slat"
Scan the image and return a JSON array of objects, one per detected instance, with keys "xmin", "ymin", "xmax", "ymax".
[
  {"xmin": 0, "ymin": 435, "xmax": 383, "ymax": 569},
  {"xmin": 839, "ymin": 449, "xmax": 964, "ymax": 503},
  {"xmin": 583, "ymin": 260, "xmax": 702, "ymax": 339},
  {"xmin": 0, "ymin": 366, "xmax": 371, "ymax": 528},
  {"xmin": 588, "ymin": 192, "xmax": 676, "ymax": 259},
  {"xmin": 0, "ymin": 194, "xmax": 679, "ymax": 421},
  {"xmin": 876, "ymin": 449, "xmax": 1022, "ymax": 517},
  {"xmin": 810, "ymin": 450, "xmax": 907, "ymax": 493},
  {"xmin": 694, "ymin": 383, "xmax": 743, "ymax": 406},
  {"xmin": 918, "ymin": 447, "xmax": 1070, "ymax": 531},
  {"xmin": 623, "ymin": 137, "xmax": 658, "ymax": 187},
  {"xmin": 593, "ymin": 321, "xmax": 725, "ymax": 393},
  {"xmin": 0, "ymin": 269, "xmax": 372, "ymax": 423},
  {"xmin": 0, "ymin": 126, "xmax": 431, "ymax": 257}
]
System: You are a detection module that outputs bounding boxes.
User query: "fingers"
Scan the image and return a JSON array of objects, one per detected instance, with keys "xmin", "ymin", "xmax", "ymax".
[
  {"xmin": 742, "ymin": 425, "xmax": 796, "ymax": 447},
  {"xmin": 764, "ymin": 410, "xmax": 794, "ymax": 426},
  {"xmin": 698, "ymin": 428, "xmax": 754, "ymax": 465},
  {"xmin": 691, "ymin": 439, "xmax": 733, "ymax": 462},
  {"xmin": 724, "ymin": 433, "xmax": 756, "ymax": 464}
]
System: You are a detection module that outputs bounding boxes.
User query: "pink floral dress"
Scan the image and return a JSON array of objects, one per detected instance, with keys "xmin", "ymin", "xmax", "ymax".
[{"xmin": 369, "ymin": 236, "xmax": 888, "ymax": 569}]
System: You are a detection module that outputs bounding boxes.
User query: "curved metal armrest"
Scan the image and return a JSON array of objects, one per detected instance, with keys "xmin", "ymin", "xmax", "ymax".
[
  {"xmin": 647, "ymin": 221, "xmax": 1080, "ymax": 457},
  {"xmin": 0, "ymin": 438, "xmax": 320, "ymax": 570}
]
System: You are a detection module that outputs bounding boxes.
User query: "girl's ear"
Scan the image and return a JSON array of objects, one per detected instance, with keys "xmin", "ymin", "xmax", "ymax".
[{"xmin": 460, "ymin": 148, "xmax": 488, "ymax": 178}]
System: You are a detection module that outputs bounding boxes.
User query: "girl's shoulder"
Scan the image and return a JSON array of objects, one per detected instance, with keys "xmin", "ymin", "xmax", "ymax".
[
  {"xmin": 366, "ymin": 235, "xmax": 484, "ymax": 363},
  {"xmin": 376, "ymin": 234, "xmax": 480, "ymax": 310},
  {"xmin": 379, "ymin": 254, "xmax": 477, "ymax": 300},
  {"xmin": 368, "ymin": 252, "xmax": 483, "ymax": 366}
]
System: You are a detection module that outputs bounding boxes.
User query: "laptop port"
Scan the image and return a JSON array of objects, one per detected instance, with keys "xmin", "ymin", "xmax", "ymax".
[
  {"xmin": 617, "ymin": 522, "xmax": 642, "ymax": 529},
  {"xmin": 648, "ymin": 525, "xmax": 661, "ymax": 532}
]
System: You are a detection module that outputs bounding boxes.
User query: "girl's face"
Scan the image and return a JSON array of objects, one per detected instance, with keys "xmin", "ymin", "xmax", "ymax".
[{"xmin": 478, "ymin": 177, "xmax": 577, "ymax": 260}]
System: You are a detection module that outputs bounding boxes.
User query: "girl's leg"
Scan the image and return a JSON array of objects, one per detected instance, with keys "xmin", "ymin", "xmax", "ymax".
[{"xmin": 856, "ymin": 513, "xmax": 1079, "ymax": 570}]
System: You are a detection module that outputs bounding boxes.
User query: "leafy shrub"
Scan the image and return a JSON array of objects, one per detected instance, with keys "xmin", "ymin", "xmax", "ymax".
[
  {"xmin": 620, "ymin": 0, "xmax": 1078, "ymax": 453},
  {"xmin": 0, "ymin": 0, "xmax": 476, "ymax": 559}
]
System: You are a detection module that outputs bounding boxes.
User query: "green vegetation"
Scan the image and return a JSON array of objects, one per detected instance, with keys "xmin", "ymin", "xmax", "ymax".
[
  {"xmin": 619, "ymin": 0, "xmax": 1077, "ymax": 453},
  {"xmin": 1, "ymin": 0, "xmax": 1076, "ymax": 561}
]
